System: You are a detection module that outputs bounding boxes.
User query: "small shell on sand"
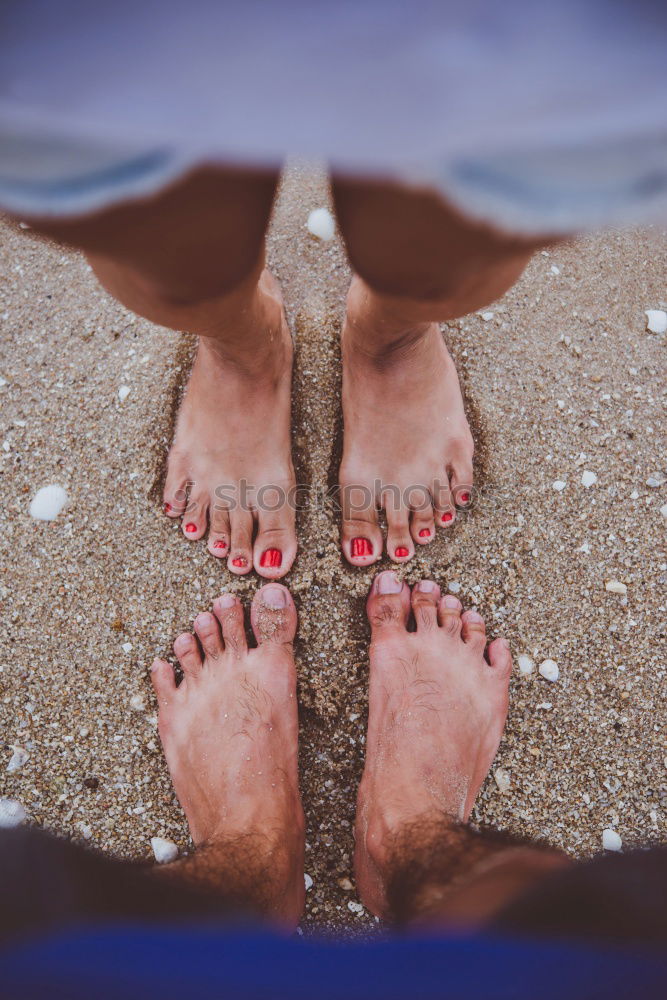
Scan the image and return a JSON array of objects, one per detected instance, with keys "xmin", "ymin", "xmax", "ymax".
[
  {"xmin": 552, "ymin": 480, "xmax": 566, "ymax": 492},
  {"xmin": 647, "ymin": 473, "xmax": 666, "ymax": 488},
  {"xmin": 118, "ymin": 385, "xmax": 131, "ymax": 402},
  {"xmin": 448, "ymin": 581, "xmax": 461, "ymax": 593},
  {"xmin": 304, "ymin": 873, "xmax": 313, "ymax": 890},
  {"xmin": 306, "ymin": 208, "xmax": 335, "ymax": 241},
  {"xmin": 29, "ymin": 484, "xmax": 68, "ymax": 521},
  {"xmin": 517, "ymin": 654, "xmax": 535, "ymax": 675},
  {"xmin": 605, "ymin": 580, "xmax": 627, "ymax": 595},
  {"xmin": 0, "ymin": 798, "xmax": 26, "ymax": 827},
  {"xmin": 347, "ymin": 901, "xmax": 364, "ymax": 915},
  {"xmin": 6, "ymin": 746, "xmax": 29, "ymax": 773},
  {"xmin": 645, "ymin": 309, "xmax": 667, "ymax": 334},
  {"xmin": 480, "ymin": 311, "xmax": 494, "ymax": 322},
  {"xmin": 602, "ymin": 828, "xmax": 622, "ymax": 852},
  {"xmin": 151, "ymin": 836, "xmax": 179, "ymax": 864},
  {"xmin": 581, "ymin": 470, "xmax": 598, "ymax": 488},
  {"xmin": 494, "ymin": 768, "xmax": 511, "ymax": 793},
  {"xmin": 539, "ymin": 659, "xmax": 559, "ymax": 682}
]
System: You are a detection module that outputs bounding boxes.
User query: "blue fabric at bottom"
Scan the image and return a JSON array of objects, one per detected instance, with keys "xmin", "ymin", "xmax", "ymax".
[{"xmin": 0, "ymin": 922, "xmax": 665, "ymax": 1000}]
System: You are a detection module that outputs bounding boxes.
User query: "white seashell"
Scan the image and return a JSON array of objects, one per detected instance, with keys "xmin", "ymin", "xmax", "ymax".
[
  {"xmin": 602, "ymin": 828, "xmax": 622, "ymax": 852},
  {"xmin": 605, "ymin": 580, "xmax": 627, "ymax": 595},
  {"xmin": 29, "ymin": 484, "xmax": 68, "ymax": 521},
  {"xmin": 304, "ymin": 873, "xmax": 313, "ymax": 890},
  {"xmin": 480, "ymin": 311, "xmax": 494, "ymax": 322},
  {"xmin": 581, "ymin": 470, "xmax": 597, "ymax": 488},
  {"xmin": 517, "ymin": 654, "xmax": 535, "ymax": 675},
  {"xmin": 347, "ymin": 901, "xmax": 364, "ymax": 914},
  {"xmin": 7, "ymin": 746, "xmax": 29, "ymax": 773},
  {"xmin": 121, "ymin": 642, "xmax": 133, "ymax": 654},
  {"xmin": 645, "ymin": 309, "xmax": 667, "ymax": 334},
  {"xmin": 646, "ymin": 474, "xmax": 665, "ymax": 488},
  {"xmin": 447, "ymin": 581, "xmax": 461, "ymax": 593},
  {"xmin": 129, "ymin": 694, "xmax": 145, "ymax": 711},
  {"xmin": 0, "ymin": 798, "xmax": 26, "ymax": 827},
  {"xmin": 493, "ymin": 768, "xmax": 511, "ymax": 793},
  {"xmin": 552, "ymin": 480, "xmax": 566, "ymax": 492},
  {"xmin": 306, "ymin": 208, "xmax": 335, "ymax": 241},
  {"xmin": 118, "ymin": 385, "xmax": 131, "ymax": 402},
  {"xmin": 550, "ymin": 265, "xmax": 560, "ymax": 275},
  {"xmin": 151, "ymin": 837, "xmax": 179, "ymax": 864},
  {"xmin": 539, "ymin": 659, "xmax": 559, "ymax": 682}
]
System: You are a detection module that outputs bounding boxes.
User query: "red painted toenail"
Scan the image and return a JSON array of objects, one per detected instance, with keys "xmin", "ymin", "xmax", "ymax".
[
  {"xmin": 164, "ymin": 502, "xmax": 172, "ymax": 514},
  {"xmin": 442, "ymin": 512, "xmax": 453, "ymax": 523},
  {"xmin": 185, "ymin": 522, "xmax": 197, "ymax": 533},
  {"xmin": 260, "ymin": 548, "xmax": 282, "ymax": 568},
  {"xmin": 213, "ymin": 539, "xmax": 227, "ymax": 550},
  {"xmin": 418, "ymin": 528, "xmax": 431, "ymax": 538},
  {"xmin": 395, "ymin": 546, "xmax": 409, "ymax": 558},
  {"xmin": 459, "ymin": 491, "xmax": 471, "ymax": 504},
  {"xmin": 351, "ymin": 537, "xmax": 373, "ymax": 558},
  {"xmin": 231, "ymin": 557, "xmax": 248, "ymax": 568}
]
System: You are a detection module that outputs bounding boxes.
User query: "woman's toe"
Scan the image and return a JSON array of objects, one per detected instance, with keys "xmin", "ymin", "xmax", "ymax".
[
  {"xmin": 250, "ymin": 584, "xmax": 297, "ymax": 645},
  {"xmin": 385, "ymin": 504, "xmax": 413, "ymax": 563},
  {"xmin": 254, "ymin": 507, "xmax": 297, "ymax": 579},
  {"xmin": 208, "ymin": 505, "xmax": 231, "ymax": 558},
  {"xmin": 228, "ymin": 508, "xmax": 254, "ymax": 574},
  {"xmin": 340, "ymin": 484, "xmax": 382, "ymax": 567},
  {"xmin": 410, "ymin": 507, "xmax": 435, "ymax": 546},
  {"xmin": 181, "ymin": 487, "xmax": 208, "ymax": 540}
]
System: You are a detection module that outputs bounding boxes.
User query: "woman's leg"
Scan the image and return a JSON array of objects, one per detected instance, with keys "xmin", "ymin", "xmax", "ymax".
[
  {"xmin": 332, "ymin": 176, "xmax": 556, "ymax": 565},
  {"xmin": 20, "ymin": 166, "xmax": 297, "ymax": 579}
]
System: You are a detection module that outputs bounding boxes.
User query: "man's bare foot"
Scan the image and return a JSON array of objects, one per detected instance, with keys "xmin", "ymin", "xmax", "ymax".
[
  {"xmin": 340, "ymin": 278, "xmax": 474, "ymax": 566},
  {"xmin": 163, "ymin": 270, "xmax": 296, "ymax": 578},
  {"xmin": 354, "ymin": 571, "xmax": 512, "ymax": 918},
  {"xmin": 151, "ymin": 583, "xmax": 305, "ymax": 927}
]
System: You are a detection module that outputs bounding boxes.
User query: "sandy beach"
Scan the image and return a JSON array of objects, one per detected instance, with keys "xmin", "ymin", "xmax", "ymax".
[{"xmin": 0, "ymin": 163, "xmax": 665, "ymax": 930}]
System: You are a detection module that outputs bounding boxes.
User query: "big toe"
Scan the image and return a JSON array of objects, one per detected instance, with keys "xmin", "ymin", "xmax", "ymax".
[
  {"xmin": 251, "ymin": 584, "xmax": 297, "ymax": 645},
  {"xmin": 366, "ymin": 570, "xmax": 411, "ymax": 636}
]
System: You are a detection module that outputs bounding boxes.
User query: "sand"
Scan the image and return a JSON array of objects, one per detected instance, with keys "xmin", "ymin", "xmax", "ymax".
[{"xmin": 0, "ymin": 164, "xmax": 665, "ymax": 930}]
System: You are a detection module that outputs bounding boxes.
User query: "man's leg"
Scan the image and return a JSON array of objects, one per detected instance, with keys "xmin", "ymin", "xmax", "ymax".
[
  {"xmin": 332, "ymin": 177, "xmax": 557, "ymax": 567},
  {"xmin": 20, "ymin": 166, "xmax": 296, "ymax": 578},
  {"xmin": 150, "ymin": 583, "xmax": 305, "ymax": 928},
  {"xmin": 354, "ymin": 570, "xmax": 568, "ymax": 926}
]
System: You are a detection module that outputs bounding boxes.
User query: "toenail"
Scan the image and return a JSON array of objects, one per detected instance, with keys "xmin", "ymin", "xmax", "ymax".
[
  {"xmin": 465, "ymin": 610, "xmax": 484, "ymax": 623},
  {"xmin": 351, "ymin": 537, "xmax": 373, "ymax": 558},
  {"xmin": 164, "ymin": 502, "xmax": 172, "ymax": 513},
  {"xmin": 441, "ymin": 512, "xmax": 453, "ymax": 523},
  {"xmin": 442, "ymin": 595, "xmax": 461, "ymax": 609},
  {"xmin": 263, "ymin": 584, "xmax": 287, "ymax": 608},
  {"xmin": 213, "ymin": 539, "xmax": 227, "ymax": 550},
  {"xmin": 185, "ymin": 522, "xmax": 197, "ymax": 533},
  {"xmin": 231, "ymin": 557, "xmax": 248, "ymax": 567},
  {"xmin": 418, "ymin": 528, "xmax": 431, "ymax": 538},
  {"xmin": 196, "ymin": 612, "xmax": 215, "ymax": 628},
  {"xmin": 459, "ymin": 491, "xmax": 471, "ymax": 505},
  {"xmin": 417, "ymin": 580, "xmax": 436, "ymax": 593},
  {"xmin": 174, "ymin": 634, "xmax": 193, "ymax": 651},
  {"xmin": 394, "ymin": 546, "xmax": 409, "ymax": 558},
  {"xmin": 377, "ymin": 571, "xmax": 403, "ymax": 595},
  {"xmin": 260, "ymin": 548, "xmax": 282, "ymax": 568},
  {"xmin": 217, "ymin": 593, "xmax": 236, "ymax": 608}
]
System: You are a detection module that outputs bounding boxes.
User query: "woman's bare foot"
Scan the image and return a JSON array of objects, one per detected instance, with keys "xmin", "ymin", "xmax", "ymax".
[
  {"xmin": 340, "ymin": 278, "xmax": 474, "ymax": 566},
  {"xmin": 163, "ymin": 270, "xmax": 296, "ymax": 579},
  {"xmin": 354, "ymin": 571, "xmax": 512, "ymax": 918},
  {"xmin": 151, "ymin": 583, "xmax": 305, "ymax": 927}
]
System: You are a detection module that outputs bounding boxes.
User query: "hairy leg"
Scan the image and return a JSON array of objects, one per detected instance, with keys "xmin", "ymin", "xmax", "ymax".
[
  {"xmin": 21, "ymin": 167, "xmax": 297, "ymax": 577},
  {"xmin": 355, "ymin": 571, "xmax": 568, "ymax": 927},
  {"xmin": 150, "ymin": 584, "xmax": 305, "ymax": 929},
  {"xmin": 333, "ymin": 177, "xmax": 557, "ymax": 565}
]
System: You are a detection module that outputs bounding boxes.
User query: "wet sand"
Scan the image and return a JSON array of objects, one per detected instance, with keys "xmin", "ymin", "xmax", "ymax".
[{"xmin": 0, "ymin": 164, "xmax": 665, "ymax": 929}]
